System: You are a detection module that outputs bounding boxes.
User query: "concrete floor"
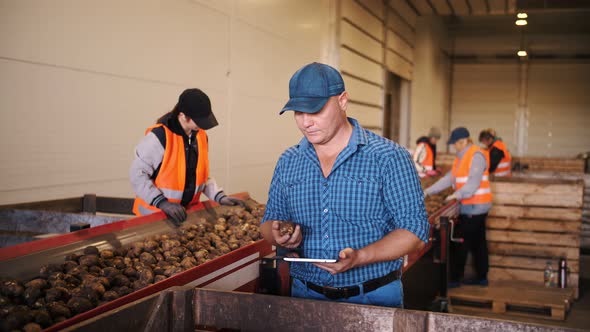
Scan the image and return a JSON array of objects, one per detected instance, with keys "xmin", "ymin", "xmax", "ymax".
[{"xmin": 452, "ymin": 255, "xmax": 590, "ymax": 331}]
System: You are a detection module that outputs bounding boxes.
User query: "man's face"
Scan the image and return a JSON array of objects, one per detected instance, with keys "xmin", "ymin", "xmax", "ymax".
[
  {"xmin": 293, "ymin": 93, "xmax": 348, "ymax": 146},
  {"xmin": 453, "ymin": 138, "xmax": 468, "ymax": 153}
]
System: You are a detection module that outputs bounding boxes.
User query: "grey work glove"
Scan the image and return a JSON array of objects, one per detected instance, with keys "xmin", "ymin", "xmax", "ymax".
[
  {"xmin": 157, "ymin": 200, "xmax": 187, "ymax": 225},
  {"xmin": 218, "ymin": 196, "xmax": 246, "ymax": 208}
]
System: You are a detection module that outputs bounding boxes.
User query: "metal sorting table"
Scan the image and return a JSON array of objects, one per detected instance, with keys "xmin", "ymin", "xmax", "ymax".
[{"xmin": 0, "ymin": 193, "xmax": 273, "ymax": 332}]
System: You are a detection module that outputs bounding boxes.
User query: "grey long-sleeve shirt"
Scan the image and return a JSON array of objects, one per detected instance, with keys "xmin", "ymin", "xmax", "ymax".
[{"xmin": 424, "ymin": 144, "xmax": 491, "ymax": 215}]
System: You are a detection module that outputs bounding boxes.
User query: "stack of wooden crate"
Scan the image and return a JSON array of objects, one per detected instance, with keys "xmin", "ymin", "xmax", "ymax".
[
  {"xmin": 487, "ymin": 177, "xmax": 583, "ymax": 298},
  {"xmin": 583, "ymin": 174, "xmax": 590, "ymax": 250},
  {"xmin": 512, "ymin": 156, "xmax": 585, "ymax": 173},
  {"xmin": 436, "ymin": 153, "xmax": 455, "ymax": 170},
  {"xmin": 449, "ymin": 176, "xmax": 583, "ymax": 320}
]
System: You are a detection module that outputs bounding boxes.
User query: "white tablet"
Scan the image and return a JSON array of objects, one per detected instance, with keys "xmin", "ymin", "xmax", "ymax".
[
  {"xmin": 283, "ymin": 257, "xmax": 337, "ymax": 263},
  {"xmin": 281, "ymin": 249, "xmax": 339, "ymax": 263}
]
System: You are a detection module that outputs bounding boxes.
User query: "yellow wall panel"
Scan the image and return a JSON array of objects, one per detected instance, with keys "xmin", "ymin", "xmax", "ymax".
[
  {"xmin": 347, "ymin": 104, "xmax": 383, "ymax": 129},
  {"xmin": 341, "ymin": 20, "xmax": 383, "ymax": 63},
  {"xmin": 385, "ymin": 50, "xmax": 412, "ymax": 80},
  {"xmin": 342, "ymin": 0, "xmax": 384, "ymax": 42},
  {"xmin": 345, "ymin": 77, "xmax": 383, "ymax": 107},
  {"xmin": 340, "ymin": 47, "xmax": 384, "ymax": 86}
]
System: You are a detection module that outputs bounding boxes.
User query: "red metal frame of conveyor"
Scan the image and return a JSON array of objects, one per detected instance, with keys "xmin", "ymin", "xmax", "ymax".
[
  {"xmin": 403, "ymin": 200, "xmax": 459, "ymax": 272},
  {"xmin": 0, "ymin": 192, "xmax": 274, "ymax": 332},
  {"xmin": 0, "ymin": 193, "xmax": 253, "ymax": 261}
]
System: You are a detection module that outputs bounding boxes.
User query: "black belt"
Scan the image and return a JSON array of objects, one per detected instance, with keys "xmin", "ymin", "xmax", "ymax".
[{"xmin": 303, "ymin": 269, "xmax": 401, "ymax": 300}]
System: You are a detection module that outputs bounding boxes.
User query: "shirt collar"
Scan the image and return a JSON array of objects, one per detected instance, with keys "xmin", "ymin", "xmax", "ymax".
[{"xmin": 297, "ymin": 117, "xmax": 367, "ymax": 152}]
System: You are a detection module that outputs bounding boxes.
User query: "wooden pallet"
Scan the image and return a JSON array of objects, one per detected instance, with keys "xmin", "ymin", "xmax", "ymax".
[{"xmin": 448, "ymin": 282, "xmax": 574, "ymax": 321}]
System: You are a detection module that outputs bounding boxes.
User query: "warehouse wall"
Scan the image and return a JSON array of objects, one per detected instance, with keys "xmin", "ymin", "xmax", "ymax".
[
  {"xmin": 0, "ymin": 0, "xmax": 335, "ymax": 204},
  {"xmin": 527, "ymin": 63, "xmax": 590, "ymax": 157},
  {"xmin": 410, "ymin": 16, "xmax": 451, "ymax": 150},
  {"xmin": 450, "ymin": 61, "xmax": 590, "ymax": 158},
  {"xmin": 449, "ymin": 63, "xmax": 520, "ymax": 153},
  {"xmin": 450, "ymin": 15, "xmax": 590, "ymax": 157},
  {"xmin": 338, "ymin": 0, "xmax": 418, "ymax": 139}
]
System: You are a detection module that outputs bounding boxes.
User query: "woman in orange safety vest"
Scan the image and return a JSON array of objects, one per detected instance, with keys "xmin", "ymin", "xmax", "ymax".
[
  {"xmin": 413, "ymin": 127, "xmax": 441, "ymax": 177},
  {"xmin": 130, "ymin": 89, "xmax": 243, "ymax": 224}
]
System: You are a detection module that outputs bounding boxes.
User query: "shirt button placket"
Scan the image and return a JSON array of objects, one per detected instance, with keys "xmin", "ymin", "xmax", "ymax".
[{"xmin": 321, "ymin": 179, "xmax": 330, "ymax": 253}]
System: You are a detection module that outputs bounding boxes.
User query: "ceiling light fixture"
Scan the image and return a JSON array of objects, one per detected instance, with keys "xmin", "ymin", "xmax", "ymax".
[
  {"xmin": 517, "ymin": 13, "xmax": 528, "ymax": 19},
  {"xmin": 517, "ymin": 50, "xmax": 527, "ymax": 57},
  {"xmin": 515, "ymin": 19, "xmax": 528, "ymax": 26}
]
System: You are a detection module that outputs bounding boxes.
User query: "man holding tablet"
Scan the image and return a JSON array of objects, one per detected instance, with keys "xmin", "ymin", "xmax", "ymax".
[{"xmin": 260, "ymin": 63, "xmax": 429, "ymax": 307}]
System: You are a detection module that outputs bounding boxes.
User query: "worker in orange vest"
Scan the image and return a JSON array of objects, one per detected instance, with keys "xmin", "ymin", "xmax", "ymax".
[
  {"xmin": 130, "ymin": 88, "xmax": 244, "ymax": 224},
  {"xmin": 479, "ymin": 129, "xmax": 512, "ymax": 177},
  {"xmin": 413, "ymin": 127, "xmax": 441, "ymax": 177},
  {"xmin": 424, "ymin": 127, "xmax": 492, "ymax": 288}
]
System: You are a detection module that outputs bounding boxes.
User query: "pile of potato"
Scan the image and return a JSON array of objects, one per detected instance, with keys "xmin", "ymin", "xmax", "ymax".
[
  {"xmin": 420, "ymin": 175, "xmax": 454, "ymax": 216},
  {"xmin": 0, "ymin": 204, "xmax": 265, "ymax": 332}
]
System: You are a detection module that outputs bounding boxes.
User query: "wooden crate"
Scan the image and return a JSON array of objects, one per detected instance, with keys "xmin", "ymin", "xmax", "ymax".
[
  {"xmin": 449, "ymin": 281, "xmax": 575, "ymax": 321},
  {"xmin": 512, "ymin": 156, "xmax": 585, "ymax": 173},
  {"xmin": 488, "ymin": 177, "xmax": 583, "ymax": 298}
]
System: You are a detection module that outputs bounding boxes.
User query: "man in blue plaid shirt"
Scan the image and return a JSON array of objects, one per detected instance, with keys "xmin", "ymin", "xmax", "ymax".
[{"xmin": 261, "ymin": 62, "xmax": 429, "ymax": 308}]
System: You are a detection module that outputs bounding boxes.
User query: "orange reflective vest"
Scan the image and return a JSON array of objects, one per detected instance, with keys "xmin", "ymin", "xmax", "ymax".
[
  {"xmin": 418, "ymin": 143, "xmax": 435, "ymax": 171},
  {"xmin": 133, "ymin": 124, "xmax": 209, "ymax": 216},
  {"xmin": 491, "ymin": 139, "xmax": 512, "ymax": 177},
  {"xmin": 452, "ymin": 145, "xmax": 492, "ymax": 205}
]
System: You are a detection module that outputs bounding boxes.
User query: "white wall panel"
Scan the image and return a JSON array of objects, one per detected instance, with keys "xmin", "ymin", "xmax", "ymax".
[
  {"xmin": 345, "ymin": 78, "xmax": 383, "ymax": 107},
  {"xmin": 527, "ymin": 63, "xmax": 590, "ymax": 157},
  {"xmin": 340, "ymin": 48, "xmax": 384, "ymax": 85},
  {"xmin": 0, "ymin": 0, "xmax": 230, "ymax": 90},
  {"xmin": 0, "ymin": 0, "xmax": 331, "ymax": 204},
  {"xmin": 341, "ymin": 20, "xmax": 383, "ymax": 63},
  {"xmin": 342, "ymin": 0, "xmax": 384, "ymax": 41},
  {"xmin": 450, "ymin": 64, "xmax": 519, "ymax": 152}
]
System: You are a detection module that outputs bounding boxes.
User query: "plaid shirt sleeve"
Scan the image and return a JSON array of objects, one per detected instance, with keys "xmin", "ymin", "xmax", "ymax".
[
  {"xmin": 382, "ymin": 147, "xmax": 430, "ymax": 242},
  {"xmin": 261, "ymin": 155, "xmax": 290, "ymax": 224}
]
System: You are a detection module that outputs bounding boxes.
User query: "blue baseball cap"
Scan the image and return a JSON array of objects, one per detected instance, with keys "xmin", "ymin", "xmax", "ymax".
[
  {"xmin": 448, "ymin": 127, "xmax": 470, "ymax": 144},
  {"xmin": 280, "ymin": 62, "xmax": 345, "ymax": 115}
]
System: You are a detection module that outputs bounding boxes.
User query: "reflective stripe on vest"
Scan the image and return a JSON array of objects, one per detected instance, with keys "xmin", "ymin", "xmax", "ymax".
[
  {"xmin": 133, "ymin": 124, "xmax": 209, "ymax": 216},
  {"xmin": 455, "ymin": 175, "xmax": 489, "ymax": 184},
  {"xmin": 491, "ymin": 140, "xmax": 512, "ymax": 177},
  {"xmin": 452, "ymin": 145, "xmax": 492, "ymax": 205}
]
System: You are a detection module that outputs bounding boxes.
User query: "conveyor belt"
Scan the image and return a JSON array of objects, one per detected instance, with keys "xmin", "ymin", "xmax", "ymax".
[{"xmin": 0, "ymin": 195, "xmax": 257, "ymax": 279}]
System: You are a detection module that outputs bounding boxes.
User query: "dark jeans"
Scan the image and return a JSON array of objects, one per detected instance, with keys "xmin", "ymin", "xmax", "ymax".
[{"xmin": 450, "ymin": 213, "xmax": 489, "ymax": 282}]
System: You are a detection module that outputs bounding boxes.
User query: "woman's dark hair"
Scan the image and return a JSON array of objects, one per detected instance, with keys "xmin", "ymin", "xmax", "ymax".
[
  {"xmin": 157, "ymin": 103, "xmax": 181, "ymax": 123},
  {"xmin": 479, "ymin": 130, "xmax": 495, "ymax": 142}
]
